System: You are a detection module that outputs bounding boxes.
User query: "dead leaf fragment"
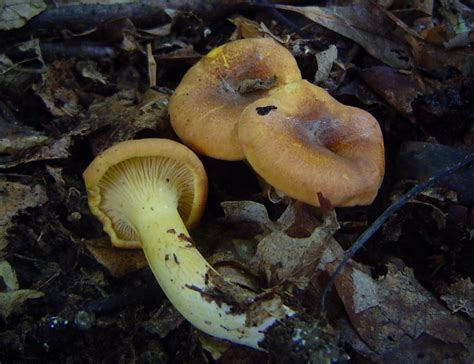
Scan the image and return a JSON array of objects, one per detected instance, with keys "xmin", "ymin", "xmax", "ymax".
[
  {"xmin": 441, "ymin": 278, "xmax": 474, "ymax": 318},
  {"xmin": 221, "ymin": 200, "xmax": 296, "ymax": 233},
  {"xmin": 360, "ymin": 66, "xmax": 423, "ymax": 119},
  {"xmin": 315, "ymin": 45, "xmax": 338, "ymax": 85},
  {"xmin": 250, "ymin": 213, "xmax": 338, "ymax": 288},
  {"xmin": 328, "ymin": 261, "xmax": 474, "ymax": 360},
  {"xmin": 381, "ymin": 7, "xmax": 474, "ymax": 75},
  {"xmin": 397, "ymin": 142, "xmax": 474, "ymax": 205},
  {"xmin": 0, "ymin": 120, "xmax": 48, "ymax": 167},
  {"xmin": 223, "ymin": 200, "xmax": 339, "ymax": 288},
  {"xmin": 76, "ymin": 60, "xmax": 107, "ymax": 84},
  {"xmin": 85, "ymin": 238, "xmax": 147, "ymax": 277},
  {"xmin": 84, "ymin": 89, "xmax": 170, "ymax": 154},
  {"xmin": 0, "ymin": 0, "xmax": 47, "ymax": 31},
  {"xmin": 142, "ymin": 300, "xmax": 185, "ymax": 338},
  {"xmin": 33, "ymin": 59, "xmax": 84, "ymax": 117},
  {"xmin": 0, "ymin": 260, "xmax": 19, "ymax": 291},
  {"xmin": 278, "ymin": 4, "xmax": 411, "ymax": 69},
  {"xmin": 229, "ymin": 16, "xmax": 265, "ymax": 39},
  {"xmin": 0, "ymin": 181, "xmax": 48, "ymax": 250},
  {"xmin": 0, "ymin": 289, "xmax": 44, "ymax": 318}
]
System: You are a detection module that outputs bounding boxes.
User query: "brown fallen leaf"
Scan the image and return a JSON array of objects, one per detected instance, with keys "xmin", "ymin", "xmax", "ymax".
[
  {"xmin": 84, "ymin": 88, "xmax": 171, "ymax": 155},
  {"xmin": 141, "ymin": 300, "xmax": 186, "ymax": 338},
  {"xmin": 381, "ymin": 7, "xmax": 474, "ymax": 75},
  {"xmin": 325, "ymin": 259, "xmax": 474, "ymax": 361},
  {"xmin": 441, "ymin": 278, "xmax": 474, "ymax": 318},
  {"xmin": 360, "ymin": 65, "xmax": 424, "ymax": 120},
  {"xmin": 221, "ymin": 200, "xmax": 297, "ymax": 233},
  {"xmin": 222, "ymin": 200, "xmax": 339, "ymax": 288},
  {"xmin": 0, "ymin": 181, "xmax": 48, "ymax": 250},
  {"xmin": 277, "ymin": 4, "xmax": 411, "ymax": 69},
  {"xmin": 229, "ymin": 16, "xmax": 266, "ymax": 39},
  {"xmin": 85, "ymin": 238, "xmax": 147, "ymax": 278},
  {"xmin": 33, "ymin": 59, "xmax": 84, "ymax": 118}
]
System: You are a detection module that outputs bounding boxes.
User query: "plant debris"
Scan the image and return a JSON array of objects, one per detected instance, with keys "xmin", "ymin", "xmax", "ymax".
[{"xmin": 1, "ymin": 0, "xmax": 473, "ymax": 362}]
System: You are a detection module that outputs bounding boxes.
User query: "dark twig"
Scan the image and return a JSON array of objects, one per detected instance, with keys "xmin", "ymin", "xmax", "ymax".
[{"xmin": 320, "ymin": 151, "xmax": 474, "ymax": 313}]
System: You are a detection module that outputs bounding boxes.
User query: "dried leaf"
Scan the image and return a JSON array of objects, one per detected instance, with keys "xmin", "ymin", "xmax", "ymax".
[
  {"xmin": 85, "ymin": 238, "xmax": 147, "ymax": 278},
  {"xmin": 0, "ymin": 181, "xmax": 48, "ymax": 250},
  {"xmin": 139, "ymin": 23, "xmax": 172, "ymax": 36},
  {"xmin": 0, "ymin": 114, "xmax": 48, "ymax": 167},
  {"xmin": 441, "ymin": 278, "xmax": 474, "ymax": 318},
  {"xmin": 382, "ymin": 7, "xmax": 474, "ymax": 75},
  {"xmin": 0, "ymin": 39, "xmax": 45, "ymax": 74},
  {"xmin": 0, "ymin": 0, "xmax": 47, "ymax": 31},
  {"xmin": 142, "ymin": 300, "xmax": 185, "ymax": 338},
  {"xmin": 84, "ymin": 88, "xmax": 170, "ymax": 154},
  {"xmin": 0, "ymin": 289, "xmax": 44, "ymax": 318},
  {"xmin": 278, "ymin": 4, "xmax": 411, "ymax": 69},
  {"xmin": 393, "ymin": 0, "xmax": 433, "ymax": 15},
  {"xmin": 196, "ymin": 331, "xmax": 231, "ymax": 360},
  {"xmin": 0, "ymin": 135, "xmax": 72, "ymax": 168},
  {"xmin": 229, "ymin": 16, "xmax": 266, "ymax": 39},
  {"xmin": 314, "ymin": 45, "xmax": 338, "ymax": 85},
  {"xmin": 250, "ymin": 228, "xmax": 338, "ymax": 288},
  {"xmin": 326, "ymin": 261, "xmax": 474, "ymax": 360},
  {"xmin": 221, "ymin": 200, "xmax": 296, "ymax": 233},
  {"xmin": 397, "ymin": 142, "xmax": 474, "ymax": 205},
  {"xmin": 33, "ymin": 59, "xmax": 84, "ymax": 117},
  {"xmin": 76, "ymin": 60, "xmax": 107, "ymax": 84},
  {"xmin": 0, "ymin": 260, "xmax": 19, "ymax": 291},
  {"xmin": 223, "ymin": 200, "xmax": 339, "ymax": 288},
  {"xmin": 360, "ymin": 66, "xmax": 423, "ymax": 120},
  {"xmin": 237, "ymin": 75, "xmax": 277, "ymax": 94}
]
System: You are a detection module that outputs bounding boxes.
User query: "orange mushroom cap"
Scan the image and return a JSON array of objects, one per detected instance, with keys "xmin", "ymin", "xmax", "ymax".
[
  {"xmin": 239, "ymin": 80, "xmax": 385, "ymax": 207},
  {"xmin": 83, "ymin": 138, "xmax": 208, "ymax": 249},
  {"xmin": 169, "ymin": 38, "xmax": 302, "ymax": 161}
]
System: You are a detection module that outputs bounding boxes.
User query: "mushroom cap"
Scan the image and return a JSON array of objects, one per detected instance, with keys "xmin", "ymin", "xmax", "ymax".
[
  {"xmin": 238, "ymin": 80, "xmax": 385, "ymax": 207},
  {"xmin": 83, "ymin": 138, "xmax": 208, "ymax": 248},
  {"xmin": 169, "ymin": 38, "xmax": 302, "ymax": 161}
]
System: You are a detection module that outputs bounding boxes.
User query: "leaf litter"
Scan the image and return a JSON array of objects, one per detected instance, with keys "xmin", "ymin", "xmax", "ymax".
[{"xmin": 0, "ymin": 0, "xmax": 473, "ymax": 362}]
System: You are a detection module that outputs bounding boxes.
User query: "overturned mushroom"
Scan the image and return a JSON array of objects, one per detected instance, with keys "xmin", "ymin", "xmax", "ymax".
[
  {"xmin": 169, "ymin": 38, "xmax": 302, "ymax": 161},
  {"xmin": 83, "ymin": 138, "xmax": 292, "ymax": 349},
  {"xmin": 239, "ymin": 80, "xmax": 385, "ymax": 207}
]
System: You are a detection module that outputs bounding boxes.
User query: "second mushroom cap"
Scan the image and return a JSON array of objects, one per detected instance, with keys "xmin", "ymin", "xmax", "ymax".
[{"xmin": 238, "ymin": 80, "xmax": 385, "ymax": 207}]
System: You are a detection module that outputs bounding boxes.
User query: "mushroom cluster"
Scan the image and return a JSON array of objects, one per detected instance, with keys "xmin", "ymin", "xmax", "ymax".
[
  {"xmin": 169, "ymin": 38, "xmax": 385, "ymax": 207},
  {"xmin": 84, "ymin": 38, "xmax": 386, "ymax": 351}
]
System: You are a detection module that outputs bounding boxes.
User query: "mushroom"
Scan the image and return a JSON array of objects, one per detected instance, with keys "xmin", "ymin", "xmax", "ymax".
[
  {"xmin": 239, "ymin": 80, "xmax": 385, "ymax": 207},
  {"xmin": 169, "ymin": 38, "xmax": 302, "ymax": 161},
  {"xmin": 83, "ymin": 138, "xmax": 292, "ymax": 349}
]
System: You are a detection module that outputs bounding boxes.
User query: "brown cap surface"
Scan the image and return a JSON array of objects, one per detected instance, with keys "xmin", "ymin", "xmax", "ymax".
[
  {"xmin": 83, "ymin": 138, "xmax": 208, "ymax": 248},
  {"xmin": 239, "ymin": 80, "xmax": 385, "ymax": 207},
  {"xmin": 169, "ymin": 38, "xmax": 302, "ymax": 161}
]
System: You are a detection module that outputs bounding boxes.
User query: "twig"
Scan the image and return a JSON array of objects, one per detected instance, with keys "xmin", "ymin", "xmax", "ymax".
[{"xmin": 320, "ymin": 150, "xmax": 474, "ymax": 313}]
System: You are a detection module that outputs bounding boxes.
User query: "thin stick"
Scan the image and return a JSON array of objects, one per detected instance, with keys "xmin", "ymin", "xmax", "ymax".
[{"xmin": 320, "ymin": 151, "xmax": 474, "ymax": 313}]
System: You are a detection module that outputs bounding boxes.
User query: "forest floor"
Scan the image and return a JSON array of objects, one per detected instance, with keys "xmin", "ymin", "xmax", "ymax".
[{"xmin": 0, "ymin": 0, "xmax": 473, "ymax": 362}]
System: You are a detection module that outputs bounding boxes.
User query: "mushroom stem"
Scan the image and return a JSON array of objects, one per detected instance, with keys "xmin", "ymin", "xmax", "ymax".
[{"xmin": 128, "ymin": 189, "xmax": 290, "ymax": 349}]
